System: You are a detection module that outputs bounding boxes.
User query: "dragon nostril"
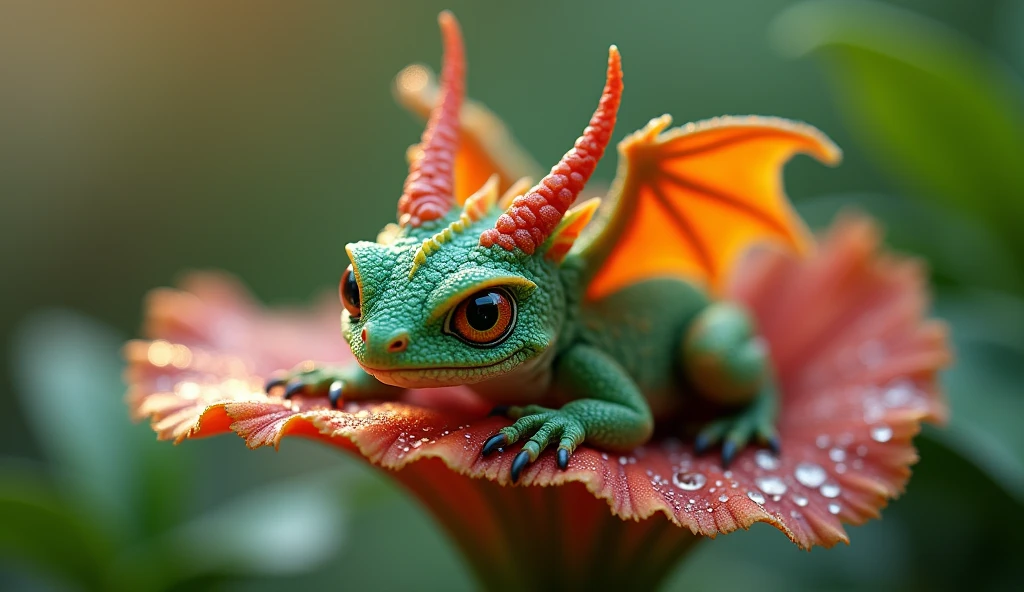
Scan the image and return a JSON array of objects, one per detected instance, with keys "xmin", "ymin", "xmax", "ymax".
[
  {"xmin": 387, "ymin": 334, "xmax": 409, "ymax": 353},
  {"xmin": 361, "ymin": 328, "xmax": 368, "ymax": 343}
]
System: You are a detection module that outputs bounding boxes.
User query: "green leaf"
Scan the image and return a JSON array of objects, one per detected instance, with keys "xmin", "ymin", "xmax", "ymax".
[
  {"xmin": 0, "ymin": 465, "xmax": 114, "ymax": 591},
  {"xmin": 11, "ymin": 310, "xmax": 189, "ymax": 541},
  {"xmin": 773, "ymin": 0, "xmax": 1024, "ymax": 249},
  {"xmin": 934, "ymin": 290, "xmax": 1024, "ymax": 499}
]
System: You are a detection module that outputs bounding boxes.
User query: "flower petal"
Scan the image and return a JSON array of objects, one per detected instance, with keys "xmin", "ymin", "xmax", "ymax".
[{"xmin": 127, "ymin": 215, "xmax": 949, "ymax": 549}]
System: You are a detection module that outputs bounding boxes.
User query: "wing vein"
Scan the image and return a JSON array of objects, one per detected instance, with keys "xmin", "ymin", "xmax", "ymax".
[
  {"xmin": 659, "ymin": 170, "xmax": 791, "ymax": 236},
  {"xmin": 648, "ymin": 184, "xmax": 715, "ymax": 276},
  {"xmin": 661, "ymin": 130, "xmax": 796, "ymax": 161}
]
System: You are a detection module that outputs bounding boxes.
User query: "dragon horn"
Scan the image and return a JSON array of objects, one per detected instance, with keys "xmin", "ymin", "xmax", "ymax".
[
  {"xmin": 480, "ymin": 46, "xmax": 622, "ymax": 254},
  {"xmin": 397, "ymin": 11, "xmax": 465, "ymax": 227}
]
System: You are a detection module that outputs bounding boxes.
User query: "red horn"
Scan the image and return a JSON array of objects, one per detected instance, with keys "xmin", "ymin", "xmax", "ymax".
[
  {"xmin": 480, "ymin": 46, "xmax": 622, "ymax": 254},
  {"xmin": 397, "ymin": 11, "xmax": 465, "ymax": 227}
]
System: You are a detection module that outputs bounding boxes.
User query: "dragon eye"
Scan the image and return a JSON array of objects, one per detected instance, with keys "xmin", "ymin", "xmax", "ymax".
[
  {"xmin": 446, "ymin": 288, "xmax": 516, "ymax": 347},
  {"xmin": 340, "ymin": 265, "xmax": 361, "ymax": 319}
]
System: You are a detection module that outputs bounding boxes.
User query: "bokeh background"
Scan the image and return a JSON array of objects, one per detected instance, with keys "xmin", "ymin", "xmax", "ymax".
[{"xmin": 2, "ymin": 0, "xmax": 1023, "ymax": 590}]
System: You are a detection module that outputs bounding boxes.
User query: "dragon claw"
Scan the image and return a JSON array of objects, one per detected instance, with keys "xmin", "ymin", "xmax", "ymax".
[
  {"xmin": 328, "ymin": 380, "xmax": 344, "ymax": 408},
  {"xmin": 721, "ymin": 439, "xmax": 737, "ymax": 468},
  {"xmin": 482, "ymin": 433, "xmax": 508, "ymax": 456},
  {"xmin": 284, "ymin": 379, "xmax": 305, "ymax": 399},
  {"xmin": 557, "ymin": 448, "xmax": 570, "ymax": 470},
  {"xmin": 488, "ymin": 404, "xmax": 510, "ymax": 417},
  {"xmin": 694, "ymin": 398, "xmax": 779, "ymax": 467},
  {"xmin": 510, "ymin": 450, "xmax": 532, "ymax": 483},
  {"xmin": 264, "ymin": 363, "xmax": 344, "ymax": 406}
]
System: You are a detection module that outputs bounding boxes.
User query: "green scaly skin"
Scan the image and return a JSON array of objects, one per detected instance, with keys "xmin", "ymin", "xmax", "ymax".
[{"xmin": 267, "ymin": 207, "xmax": 780, "ymax": 481}]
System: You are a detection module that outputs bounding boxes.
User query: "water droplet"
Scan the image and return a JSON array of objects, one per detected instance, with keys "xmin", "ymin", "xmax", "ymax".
[
  {"xmin": 719, "ymin": 494, "xmax": 729, "ymax": 503},
  {"xmin": 792, "ymin": 494, "xmax": 808, "ymax": 507},
  {"xmin": 755, "ymin": 449, "xmax": 780, "ymax": 470},
  {"xmin": 828, "ymin": 502, "xmax": 841, "ymax": 515},
  {"xmin": 816, "ymin": 434, "xmax": 830, "ymax": 449},
  {"xmin": 835, "ymin": 463, "xmax": 847, "ymax": 474},
  {"xmin": 790, "ymin": 509, "xmax": 802, "ymax": 519},
  {"xmin": 795, "ymin": 462, "xmax": 827, "ymax": 488},
  {"xmin": 755, "ymin": 475, "xmax": 788, "ymax": 496},
  {"xmin": 619, "ymin": 456, "xmax": 628, "ymax": 465},
  {"xmin": 856, "ymin": 445, "xmax": 869, "ymax": 457},
  {"xmin": 747, "ymin": 491, "xmax": 765, "ymax": 505},
  {"xmin": 829, "ymin": 448, "xmax": 846, "ymax": 462},
  {"xmin": 673, "ymin": 472, "xmax": 707, "ymax": 491},
  {"xmin": 464, "ymin": 433, "xmax": 471, "ymax": 439},
  {"xmin": 871, "ymin": 425, "xmax": 893, "ymax": 443},
  {"xmin": 820, "ymin": 481, "xmax": 841, "ymax": 498}
]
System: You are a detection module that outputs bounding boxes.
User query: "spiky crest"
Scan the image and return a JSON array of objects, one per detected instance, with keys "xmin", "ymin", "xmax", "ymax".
[
  {"xmin": 479, "ymin": 46, "xmax": 622, "ymax": 254},
  {"xmin": 396, "ymin": 11, "xmax": 465, "ymax": 227},
  {"xmin": 408, "ymin": 175, "xmax": 500, "ymax": 278}
]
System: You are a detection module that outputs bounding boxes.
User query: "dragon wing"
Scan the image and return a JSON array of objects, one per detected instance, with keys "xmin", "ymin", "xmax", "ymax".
[
  {"xmin": 393, "ymin": 64, "xmax": 543, "ymax": 202},
  {"xmin": 577, "ymin": 115, "xmax": 842, "ymax": 300}
]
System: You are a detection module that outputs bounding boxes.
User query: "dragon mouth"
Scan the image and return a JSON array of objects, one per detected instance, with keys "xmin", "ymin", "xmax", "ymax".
[{"xmin": 358, "ymin": 350, "xmax": 526, "ymax": 388}]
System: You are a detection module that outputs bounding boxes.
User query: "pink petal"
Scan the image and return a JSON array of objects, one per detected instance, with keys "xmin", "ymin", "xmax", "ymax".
[{"xmin": 127, "ymin": 214, "xmax": 949, "ymax": 549}]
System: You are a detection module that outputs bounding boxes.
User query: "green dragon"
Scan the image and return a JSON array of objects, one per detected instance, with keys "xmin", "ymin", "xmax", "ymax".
[{"xmin": 266, "ymin": 11, "xmax": 841, "ymax": 482}]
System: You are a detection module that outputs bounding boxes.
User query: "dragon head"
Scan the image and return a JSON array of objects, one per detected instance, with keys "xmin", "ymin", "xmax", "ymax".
[{"xmin": 339, "ymin": 12, "xmax": 621, "ymax": 389}]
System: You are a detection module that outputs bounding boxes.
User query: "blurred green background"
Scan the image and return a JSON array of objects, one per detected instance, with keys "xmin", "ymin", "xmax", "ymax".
[{"xmin": 2, "ymin": 0, "xmax": 1022, "ymax": 590}]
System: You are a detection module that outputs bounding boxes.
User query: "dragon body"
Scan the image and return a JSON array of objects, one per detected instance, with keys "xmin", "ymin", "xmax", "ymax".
[{"xmin": 268, "ymin": 12, "xmax": 841, "ymax": 481}]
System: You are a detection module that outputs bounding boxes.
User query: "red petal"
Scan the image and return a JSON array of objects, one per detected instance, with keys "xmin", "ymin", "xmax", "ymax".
[{"xmin": 127, "ymin": 215, "xmax": 949, "ymax": 550}]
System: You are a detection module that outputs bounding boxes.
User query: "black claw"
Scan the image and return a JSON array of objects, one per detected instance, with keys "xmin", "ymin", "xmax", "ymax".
[
  {"xmin": 721, "ymin": 440, "xmax": 737, "ymax": 468},
  {"xmin": 768, "ymin": 435, "xmax": 782, "ymax": 456},
  {"xmin": 557, "ymin": 448, "xmax": 570, "ymax": 470},
  {"xmin": 482, "ymin": 433, "xmax": 507, "ymax": 456},
  {"xmin": 489, "ymin": 405, "xmax": 510, "ymax": 417},
  {"xmin": 283, "ymin": 379, "xmax": 305, "ymax": 400},
  {"xmin": 510, "ymin": 450, "xmax": 532, "ymax": 483},
  {"xmin": 265, "ymin": 377, "xmax": 288, "ymax": 394},
  {"xmin": 694, "ymin": 434, "xmax": 711, "ymax": 455},
  {"xmin": 328, "ymin": 380, "xmax": 343, "ymax": 408}
]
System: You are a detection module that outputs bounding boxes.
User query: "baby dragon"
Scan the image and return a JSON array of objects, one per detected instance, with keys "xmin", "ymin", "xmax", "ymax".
[{"xmin": 267, "ymin": 12, "xmax": 841, "ymax": 482}]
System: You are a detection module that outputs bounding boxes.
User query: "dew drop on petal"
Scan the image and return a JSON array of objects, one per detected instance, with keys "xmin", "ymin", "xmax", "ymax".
[
  {"xmin": 871, "ymin": 424, "xmax": 893, "ymax": 443},
  {"xmin": 793, "ymin": 494, "xmax": 809, "ymax": 507},
  {"xmin": 719, "ymin": 494, "xmax": 729, "ymax": 503},
  {"xmin": 673, "ymin": 472, "xmax": 707, "ymax": 491},
  {"xmin": 816, "ymin": 434, "xmax": 830, "ymax": 449},
  {"xmin": 829, "ymin": 502, "xmax": 842, "ymax": 515},
  {"xmin": 829, "ymin": 447, "xmax": 846, "ymax": 462},
  {"xmin": 820, "ymin": 481, "xmax": 842, "ymax": 498},
  {"xmin": 747, "ymin": 491, "xmax": 766, "ymax": 505},
  {"xmin": 795, "ymin": 462, "xmax": 828, "ymax": 488},
  {"xmin": 755, "ymin": 475, "xmax": 788, "ymax": 496},
  {"xmin": 755, "ymin": 449, "xmax": 780, "ymax": 470}
]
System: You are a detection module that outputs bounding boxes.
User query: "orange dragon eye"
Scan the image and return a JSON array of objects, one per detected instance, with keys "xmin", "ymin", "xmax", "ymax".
[
  {"xmin": 446, "ymin": 288, "xmax": 516, "ymax": 347},
  {"xmin": 340, "ymin": 265, "xmax": 361, "ymax": 319}
]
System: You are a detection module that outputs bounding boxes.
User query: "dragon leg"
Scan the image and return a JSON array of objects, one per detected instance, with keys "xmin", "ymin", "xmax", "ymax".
[
  {"xmin": 482, "ymin": 344, "xmax": 654, "ymax": 482},
  {"xmin": 681, "ymin": 302, "xmax": 780, "ymax": 467}
]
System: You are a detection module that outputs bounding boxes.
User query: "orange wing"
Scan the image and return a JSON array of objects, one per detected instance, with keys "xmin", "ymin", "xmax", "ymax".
[
  {"xmin": 580, "ymin": 115, "xmax": 842, "ymax": 300},
  {"xmin": 393, "ymin": 64, "xmax": 543, "ymax": 202}
]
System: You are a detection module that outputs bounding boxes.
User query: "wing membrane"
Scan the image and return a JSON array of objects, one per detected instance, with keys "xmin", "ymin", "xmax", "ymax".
[{"xmin": 581, "ymin": 115, "xmax": 841, "ymax": 300}]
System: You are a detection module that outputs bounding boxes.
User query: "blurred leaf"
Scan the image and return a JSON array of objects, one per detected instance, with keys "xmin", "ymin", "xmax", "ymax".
[
  {"xmin": 11, "ymin": 310, "xmax": 189, "ymax": 541},
  {"xmin": 799, "ymin": 192, "xmax": 1024, "ymax": 293},
  {"xmin": 163, "ymin": 471, "xmax": 348, "ymax": 578},
  {"xmin": 0, "ymin": 465, "xmax": 114, "ymax": 591},
  {"xmin": 995, "ymin": 0, "xmax": 1024, "ymax": 78},
  {"xmin": 935, "ymin": 290, "xmax": 1024, "ymax": 499},
  {"xmin": 773, "ymin": 0, "xmax": 1024, "ymax": 250}
]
